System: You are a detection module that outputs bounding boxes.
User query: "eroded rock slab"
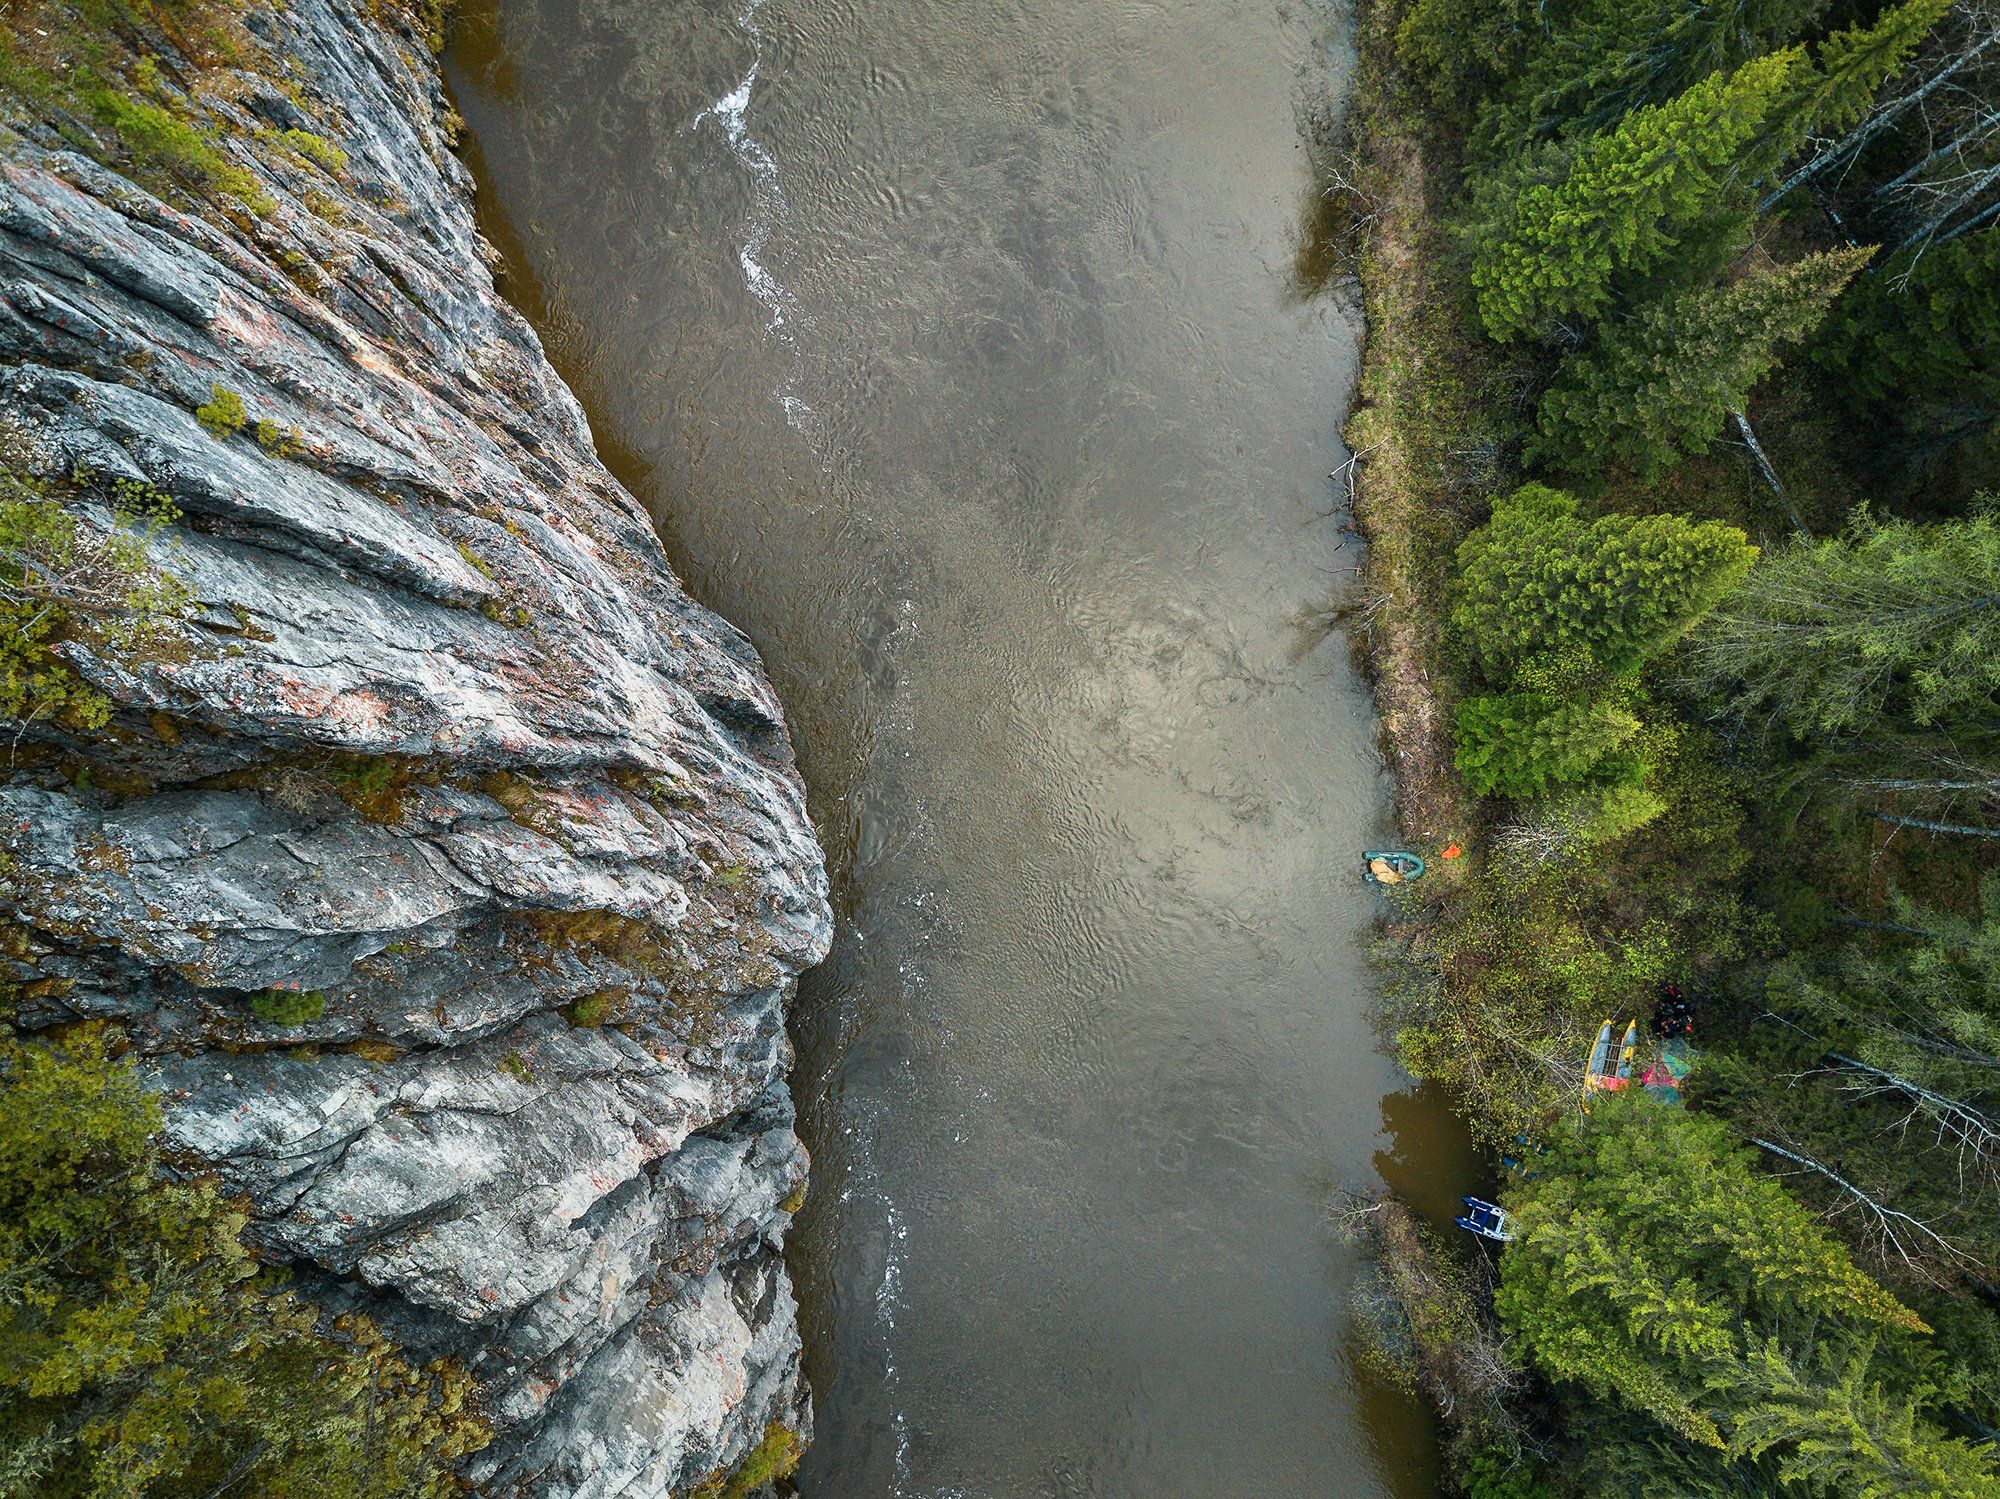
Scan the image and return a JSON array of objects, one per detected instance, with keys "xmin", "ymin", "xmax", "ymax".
[{"xmin": 0, "ymin": 3, "xmax": 829, "ymax": 1492}]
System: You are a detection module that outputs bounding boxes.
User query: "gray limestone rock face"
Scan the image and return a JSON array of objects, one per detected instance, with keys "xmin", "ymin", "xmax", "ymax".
[{"xmin": 0, "ymin": 4, "xmax": 830, "ymax": 1493}]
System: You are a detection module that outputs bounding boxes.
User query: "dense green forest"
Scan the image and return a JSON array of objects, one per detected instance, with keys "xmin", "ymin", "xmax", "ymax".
[{"xmin": 1345, "ymin": 0, "xmax": 2000, "ymax": 1490}]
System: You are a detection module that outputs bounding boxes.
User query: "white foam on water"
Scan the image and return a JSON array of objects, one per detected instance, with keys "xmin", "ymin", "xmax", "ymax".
[{"xmin": 693, "ymin": 0, "xmax": 819, "ymax": 431}]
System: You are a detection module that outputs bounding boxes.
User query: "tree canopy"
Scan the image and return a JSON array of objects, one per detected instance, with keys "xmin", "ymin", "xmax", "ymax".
[
  {"xmin": 1453, "ymin": 484, "xmax": 1757, "ymax": 682},
  {"xmin": 0, "ymin": 1026, "xmax": 487, "ymax": 1498},
  {"xmin": 1496, "ymin": 1098, "xmax": 1996, "ymax": 1495}
]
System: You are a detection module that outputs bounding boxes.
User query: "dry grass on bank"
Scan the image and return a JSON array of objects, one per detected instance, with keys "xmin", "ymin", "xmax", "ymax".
[{"xmin": 1337, "ymin": 0, "xmax": 1501, "ymax": 850}]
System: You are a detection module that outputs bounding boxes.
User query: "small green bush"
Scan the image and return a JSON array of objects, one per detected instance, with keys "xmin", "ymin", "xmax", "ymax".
[
  {"xmin": 1454, "ymin": 691, "xmax": 1641, "ymax": 797},
  {"xmin": 455, "ymin": 541, "xmax": 496, "ymax": 580},
  {"xmin": 325, "ymin": 754, "xmax": 415, "ymax": 822},
  {"xmin": 253, "ymin": 417, "xmax": 303, "ymax": 457},
  {"xmin": 196, "ymin": 383, "xmax": 247, "ymax": 438},
  {"xmin": 690, "ymin": 1424, "xmax": 804, "ymax": 1499},
  {"xmin": 562, "ymin": 988, "xmax": 625, "ymax": 1028},
  {"xmin": 81, "ymin": 87, "xmax": 272, "ymax": 212},
  {"xmin": 270, "ymin": 126, "xmax": 347, "ymax": 175},
  {"xmin": 1462, "ymin": 1447, "xmax": 1554, "ymax": 1499},
  {"xmin": 0, "ymin": 466, "xmax": 189, "ymax": 732},
  {"xmin": 246, "ymin": 987, "xmax": 326, "ymax": 1025},
  {"xmin": 479, "ymin": 598, "xmax": 531, "ymax": 628}
]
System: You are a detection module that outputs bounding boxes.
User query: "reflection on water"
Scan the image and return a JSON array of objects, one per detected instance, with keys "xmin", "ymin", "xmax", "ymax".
[{"xmin": 446, "ymin": 0, "xmax": 1477, "ymax": 1491}]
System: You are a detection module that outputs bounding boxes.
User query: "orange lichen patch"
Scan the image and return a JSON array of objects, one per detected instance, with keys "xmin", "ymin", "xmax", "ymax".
[
  {"xmin": 76, "ymin": 834, "xmax": 133, "ymax": 875},
  {"xmin": 211, "ymin": 285, "xmax": 287, "ymax": 350},
  {"xmin": 257, "ymin": 678, "xmax": 395, "ymax": 738}
]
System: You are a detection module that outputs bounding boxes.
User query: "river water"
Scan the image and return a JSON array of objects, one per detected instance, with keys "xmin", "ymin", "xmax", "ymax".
[{"xmin": 445, "ymin": 2, "xmax": 1474, "ymax": 1493}]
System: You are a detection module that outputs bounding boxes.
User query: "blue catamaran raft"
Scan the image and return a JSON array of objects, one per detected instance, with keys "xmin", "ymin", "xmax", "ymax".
[{"xmin": 1455, "ymin": 1196, "xmax": 1513, "ymax": 1242}]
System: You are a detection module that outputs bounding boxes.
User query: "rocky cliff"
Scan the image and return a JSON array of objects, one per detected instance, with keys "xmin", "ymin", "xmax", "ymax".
[{"xmin": 0, "ymin": 1, "xmax": 830, "ymax": 1492}]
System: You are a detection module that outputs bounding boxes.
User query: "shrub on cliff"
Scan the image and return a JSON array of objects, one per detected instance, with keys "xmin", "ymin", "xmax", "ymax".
[
  {"xmin": 0, "ymin": 1023, "xmax": 488, "ymax": 1496},
  {"xmin": 0, "ymin": 467, "xmax": 191, "ymax": 734}
]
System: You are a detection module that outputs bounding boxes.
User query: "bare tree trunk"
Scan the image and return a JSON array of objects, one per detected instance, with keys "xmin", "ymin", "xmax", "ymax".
[
  {"xmin": 1874, "ymin": 811, "xmax": 2000, "ymax": 837},
  {"xmin": 1895, "ymin": 157, "xmax": 2000, "ymax": 250},
  {"xmin": 1942, "ymin": 191, "xmax": 2000, "ymax": 242},
  {"xmin": 1752, "ymin": 1136, "xmax": 1967, "ymax": 1271},
  {"xmin": 1826, "ymin": 1053, "xmax": 2000, "ymax": 1181},
  {"xmin": 1732, "ymin": 408, "xmax": 1811, "ymax": 536},
  {"xmin": 1868, "ymin": 108, "xmax": 2000, "ymax": 200},
  {"xmin": 1760, "ymin": 31, "xmax": 2000, "ymax": 212}
]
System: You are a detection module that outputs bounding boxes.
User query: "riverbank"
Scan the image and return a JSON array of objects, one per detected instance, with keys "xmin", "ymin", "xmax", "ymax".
[
  {"xmin": 1337, "ymin": 0, "xmax": 2000, "ymax": 1489},
  {"xmin": 1336, "ymin": 3, "xmax": 1519, "ymax": 1478},
  {"xmin": 1340, "ymin": 0, "xmax": 1479, "ymax": 851}
]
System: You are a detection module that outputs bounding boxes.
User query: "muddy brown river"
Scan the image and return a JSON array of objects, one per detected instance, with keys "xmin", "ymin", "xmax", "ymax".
[{"xmin": 445, "ymin": 1, "xmax": 1477, "ymax": 1492}]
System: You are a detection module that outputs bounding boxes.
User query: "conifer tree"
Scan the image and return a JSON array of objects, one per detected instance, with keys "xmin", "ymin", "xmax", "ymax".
[
  {"xmin": 1532, "ymin": 247, "xmax": 1871, "ymax": 480},
  {"xmin": 1466, "ymin": 50, "xmax": 1804, "ymax": 341},
  {"xmin": 1454, "ymin": 691, "xmax": 1642, "ymax": 796},
  {"xmin": 1688, "ymin": 512, "xmax": 2000, "ymax": 738},
  {"xmin": 1395, "ymin": 0, "xmax": 1532, "ymax": 129},
  {"xmin": 1767, "ymin": 0, "xmax": 1957, "ymax": 163},
  {"xmin": 1496, "ymin": 1098, "xmax": 1996, "ymax": 1495},
  {"xmin": 1768, "ymin": 878, "xmax": 2000, "ymax": 1192},
  {"xmin": 1453, "ymin": 484, "xmax": 1758, "ymax": 682},
  {"xmin": 0, "ymin": 1025, "xmax": 488, "ymax": 1496},
  {"xmin": 1817, "ymin": 229, "xmax": 2000, "ymax": 407},
  {"xmin": 1471, "ymin": 0, "xmax": 1832, "ymax": 162}
]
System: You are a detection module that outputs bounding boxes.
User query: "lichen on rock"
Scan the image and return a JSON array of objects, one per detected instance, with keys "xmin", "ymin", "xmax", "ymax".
[{"xmin": 0, "ymin": 1, "xmax": 831, "ymax": 1492}]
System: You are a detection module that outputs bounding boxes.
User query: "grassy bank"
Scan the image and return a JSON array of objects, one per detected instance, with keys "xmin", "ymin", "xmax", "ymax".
[
  {"xmin": 1339, "ymin": 0, "xmax": 2000, "ymax": 1489},
  {"xmin": 1342, "ymin": 0, "xmax": 1486, "ymax": 847}
]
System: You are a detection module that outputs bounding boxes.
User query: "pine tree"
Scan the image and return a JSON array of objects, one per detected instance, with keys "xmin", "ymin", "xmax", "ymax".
[
  {"xmin": 1687, "ymin": 511, "xmax": 2000, "ymax": 738},
  {"xmin": 1771, "ymin": 0, "xmax": 1957, "ymax": 158},
  {"xmin": 1471, "ymin": 0, "xmax": 1832, "ymax": 163},
  {"xmin": 1454, "ymin": 691, "xmax": 1642, "ymax": 797},
  {"xmin": 1466, "ymin": 49, "xmax": 1805, "ymax": 342},
  {"xmin": 1395, "ymin": 0, "xmax": 1533, "ymax": 129},
  {"xmin": 1725, "ymin": 1339, "xmax": 2000, "ymax": 1497},
  {"xmin": 1532, "ymin": 247, "xmax": 1871, "ymax": 480},
  {"xmin": 1453, "ymin": 484, "xmax": 1758, "ymax": 682}
]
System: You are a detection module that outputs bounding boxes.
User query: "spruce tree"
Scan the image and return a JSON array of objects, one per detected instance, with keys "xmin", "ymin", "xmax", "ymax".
[
  {"xmin": 1466, "ymin": 49, "xmax": 1804, "ymax": 342},
  {"xmin": 1395, "ymin": 0, "xmax": 1533, "ymax": 129},
  {"xmin": 1454, "ymin": 691, "xmax": 1642, "ymax": 797},
  {"xmin": 1472, "ymin": 0, "xmax": 1833, "ymax": 162},
  {"xmin": 1453, "ymin": 484, "xmax": 1758, "ymax": 682},
  {"xmin": 1532, "ymin": 246, "xmax": 1871, "ymax": 480},
  {"xmin": 1817, "ymin": 229, "xmax": 2000, "ymax": 407},
  {"xmin": 1496, "ymin": 1098, "xmax": 1997, "ymax": 1495},
  {"xmin": 1688, "ymin": 512, "xmax": 2000, "ymax": 738},
  {"xmin": 1772, "ymin": 0, "xmax": 1956, "ymax": 154}
]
